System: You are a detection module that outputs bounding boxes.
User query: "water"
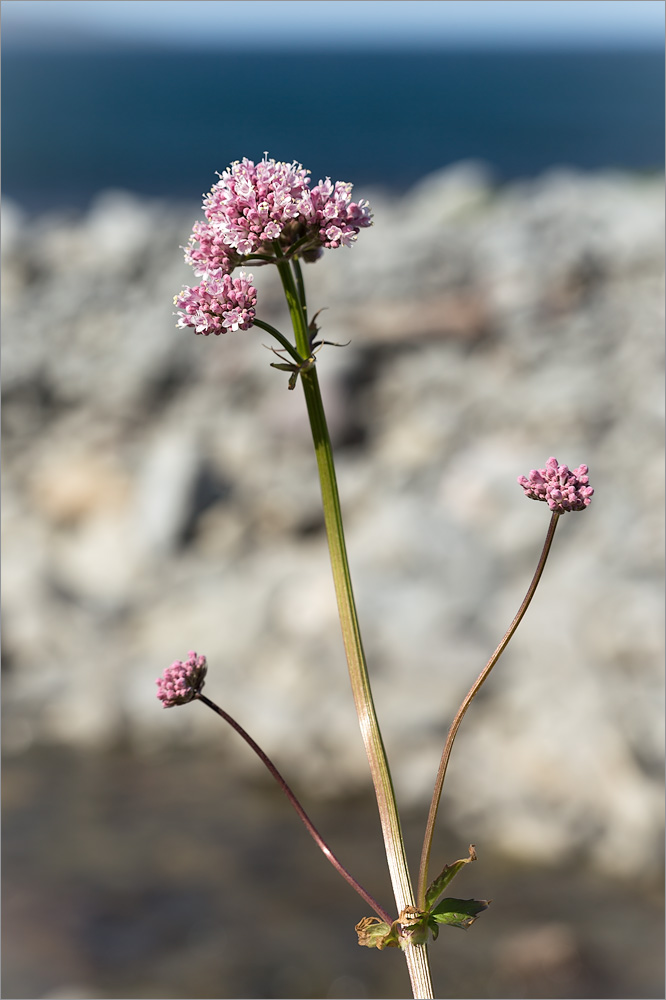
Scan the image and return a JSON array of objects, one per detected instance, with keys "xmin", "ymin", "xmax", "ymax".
[{"xmin": 2, "ymin": 47, "xmax": 663, "ymax": 211}]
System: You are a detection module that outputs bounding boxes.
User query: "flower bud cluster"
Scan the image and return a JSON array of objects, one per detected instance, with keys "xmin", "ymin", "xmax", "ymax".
[
  {"xmin": 157, "ymin": 651, "xmax": 207, "ymax": 707},
  {"xmin": 175, "ymin": 155, "xmax": 372, "ymax": 334},
  {"xmin": 518, "ymin": 457, "xmax": 594, "ymax": 513}
]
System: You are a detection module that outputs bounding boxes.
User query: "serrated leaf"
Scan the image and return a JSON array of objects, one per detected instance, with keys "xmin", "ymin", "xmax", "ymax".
[
  {"xmin": 429, "ymin": 896, "xmax": 490, "ymax": 930},
  {"xmin": 424, "ymin": 844, "xmax": 477, "ymax": 910}
]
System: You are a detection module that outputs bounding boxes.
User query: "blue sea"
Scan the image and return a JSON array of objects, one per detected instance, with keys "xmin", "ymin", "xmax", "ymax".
[{"xmin": 2, "ymin": 47, "xmax": 663, "ymax": 211}]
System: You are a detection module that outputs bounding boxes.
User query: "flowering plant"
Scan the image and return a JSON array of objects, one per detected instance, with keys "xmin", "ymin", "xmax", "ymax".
[{"xmin": 159, "ymin": 156, "xmax": 593, "ymax": 999}]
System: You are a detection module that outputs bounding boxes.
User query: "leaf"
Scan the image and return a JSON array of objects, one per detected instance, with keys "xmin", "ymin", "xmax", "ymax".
[
  {"xmin": 429, "ymin": 896, "xmax": 490, "ymax": 930},
  {"xmin": 425, "ymin": 844, "xmax": 477, "ymax": 910},
  {"xmin": 354, "ymin": 916, "xmax": 400, "ymax": 950}
]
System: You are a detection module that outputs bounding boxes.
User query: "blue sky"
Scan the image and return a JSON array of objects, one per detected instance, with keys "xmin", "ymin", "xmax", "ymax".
[{"xmin": 3, "ymin": 0, "xmax": 664, "ymax": 49}]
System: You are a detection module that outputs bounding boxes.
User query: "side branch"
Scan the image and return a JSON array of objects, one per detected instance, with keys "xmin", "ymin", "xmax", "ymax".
[
  {"xmin": 197, "ymin": 693, "xmax": 393, "ymax": 924},
  {"xmin": 417, "ymin": 512, "xmax": 560, "ymax": 907}
]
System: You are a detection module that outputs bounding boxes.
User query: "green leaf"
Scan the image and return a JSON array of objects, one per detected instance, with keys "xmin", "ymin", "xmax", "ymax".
[
  {"xmin": 429, "ymin": 896, "xmax": 490, "ymax": 930},
  {"xmin": 425, "ymin": 844, "xmax": 477, "ymax": 910}
]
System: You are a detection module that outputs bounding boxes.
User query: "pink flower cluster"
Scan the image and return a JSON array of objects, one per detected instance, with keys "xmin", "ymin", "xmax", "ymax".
[
  {"xmin": 175, "ymin": 155, "xmax": 372, "ymax": 334},
  {"xmin": 188, "ymin": 156, "xmax": 373, "ymax": 272},
  {"xmin": 518, "ymin": 457, "xmax": 594, "ymax": 514},
  {"xmin": 174, "ymin": 272, "xmax": 257, "ymax": 335},
  {"xmin": 157, "ymin": 651, "xmax": 207, "ymax": 707}
]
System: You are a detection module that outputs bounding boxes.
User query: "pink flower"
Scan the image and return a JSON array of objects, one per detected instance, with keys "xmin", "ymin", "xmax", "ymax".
[
  {"xmin": 184, "ymin": 220, "xmax": 243, "ymax": 277},
  {"xmin": 202, "ymin": 157, "xmax": 314, "ymax": 258},
  {"xmin": 518, "ymin": 457, "xmax": 594, "ymax": 514},
  {"xmin": 310, "ymin": 178, "xmax": 372, "ymax": 249},
  {"xmin": 174, "ymin": 272, "xmax": 257, "ymax": 334},
  {"xmin": 157, "ymin": 651, "xmax": 207, "ymax": 707},
  {"xmin": 176, "ymin": 156, "xmax": 371, "ymax": 335},
  {"xmin": 184, "ymin": 155, "xmax": 372, "ymax": 278}
]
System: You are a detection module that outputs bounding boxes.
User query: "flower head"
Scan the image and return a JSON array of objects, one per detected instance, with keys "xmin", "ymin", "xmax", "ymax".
[
  {"xmin": 184, "ymin": 220, "xmax": 244, "ymax": 277},
  {"xmin": 176, "ymin": 155, "xmax": 372, "ymax": 336},
  {"xmin": 174, "ymin": 272, "xmax": 257, "ymax": 334},
  {"xmin": 309, "ymin": 177, "xmax": 373, "ymax": 249},
  {"xmin": 518, "ymin": 457, "xmax": 594, "ymax": 513},
  {"xmin": 183, "ymin": 155, "xmax": 373, "ymax": 279},
  {"xmin": 157, "ymin": 651, "xmax": 207, "ymax": 707}
]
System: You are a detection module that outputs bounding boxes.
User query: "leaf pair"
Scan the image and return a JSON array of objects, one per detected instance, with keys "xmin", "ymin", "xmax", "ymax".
[
  {"xmin": 269, "ymin": 355, "xmax": 316, "ymax": 391},
  {"xmin": 355, "ymin": 845, "xmax": 490, "ymax": 949}
]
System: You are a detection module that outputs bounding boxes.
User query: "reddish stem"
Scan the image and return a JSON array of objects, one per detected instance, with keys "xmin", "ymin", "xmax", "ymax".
[
  {"xmin": 417, "ymin": 510, "xmax": 561, "ymax": 908},
  {"xmin": 196, "ymin": 692, "xmax": 393, "ymax": 925}
]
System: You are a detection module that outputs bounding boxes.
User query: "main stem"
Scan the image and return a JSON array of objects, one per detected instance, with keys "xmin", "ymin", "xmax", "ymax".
[
  {"xmin": 278, "ymin": 256, "xmax": 434, "ymax": 998},
  {"xmin": 417, "ymin": 511, "xmax": 560, "ymax": 908}
]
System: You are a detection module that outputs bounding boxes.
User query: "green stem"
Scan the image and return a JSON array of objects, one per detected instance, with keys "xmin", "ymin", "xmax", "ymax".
[
  {"xmin": 253, "ymin": 317, "xmax": 303, "ymax": 364},
  {"xmin": 300, "ymin": 366, "xmax": 432, "ymax": 997},
  {"xmin": 275, "ymin": 248, "xmax": 310, "ymax": 358},
  {"xmin": 274, "ymin": 261, "xmax": 433, "ymax": 998},
  {"xmin": 239, "ymin": 252, "xmax": 276, "ymax": 265},
  {"xmin": 417, "ymin": 511, "xmax": 560, "ymax": 909},
  {"xmin": 291, "ymin": 258, "xmax": 308, "ymax": 318},
  {"xmin": 299, "ymin": 367, "xmax": 413, "ymax": 902}
]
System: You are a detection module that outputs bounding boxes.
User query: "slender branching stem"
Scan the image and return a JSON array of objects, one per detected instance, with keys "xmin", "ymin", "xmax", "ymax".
[
  {"xmin": 238, "ymin": 252, "xmax": 277, "ymax": 265},
  {"xmin": 417, "ymin": 511, "xmax": 560, "ymax": 908},
  {"xmin": 272, "ymin": 260, "xmax": 434, "ymax": 998},
  {"xmin": 274, "ymin": 250, "xmax": 310, "ymax": 359},
  {"xmin": 197, "ymin": 692, "xmax": 393, "ymax": 924},
  {"xmin": 253, "ymin": 317, "xmax": 304, "ymax": 364}
]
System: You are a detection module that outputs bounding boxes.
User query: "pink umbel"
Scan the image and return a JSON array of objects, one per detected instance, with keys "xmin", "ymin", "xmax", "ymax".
[
  {"xmin": 174, "ymin": 272, "xmax": 257, "ymax": 335},
  {"xmin": 184, "ymin": 219, "xmax": 244, "ymax": 278},
  {"xmin": 176, "ymin": 155, "xmax": 372, "ymax": 335},
  {"xmin": 157, "ymin": 651, "xmax": 208, "ymax": 707},
  {"xmin": 181, "ymin": 155, "xmax": 372, "ymax": 272},
  {"xmin": 518, "ymin": 457, "xmax": 594, "ymax": 513},
  {"xmin": 194, "ymin": 155, "xmax": 373, "ymax": 265}
]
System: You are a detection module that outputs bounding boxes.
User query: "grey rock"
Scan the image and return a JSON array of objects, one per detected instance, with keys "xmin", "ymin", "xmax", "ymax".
[{"xmin": 2, "ymin": 166, "xmax": 663, "ymax": 875}]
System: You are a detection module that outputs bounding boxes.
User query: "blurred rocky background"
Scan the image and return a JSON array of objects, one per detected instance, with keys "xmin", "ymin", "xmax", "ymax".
[{"xmin": 3, "ymin": 163, "xmax": 664, "ymax": 998}]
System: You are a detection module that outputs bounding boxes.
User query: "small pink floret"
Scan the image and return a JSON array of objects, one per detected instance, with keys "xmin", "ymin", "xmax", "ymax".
[
  {"xmin": 174, "ymin": 272, "xmax": 257, "ymax": 335},
  {"xmin": 518, "ymin": 457, "xmax": 594, "ymax": 514},
  {"xmin": 157, "ymin": 651, "xmax": 208, "ymax": 708}
]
